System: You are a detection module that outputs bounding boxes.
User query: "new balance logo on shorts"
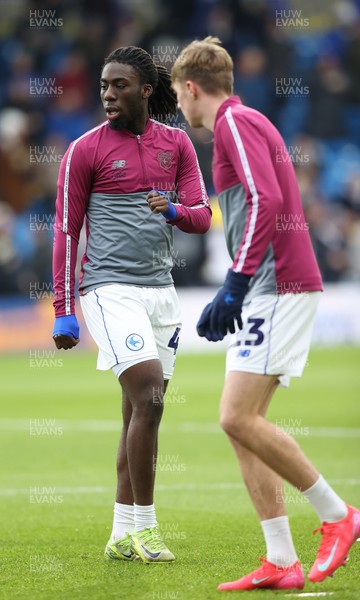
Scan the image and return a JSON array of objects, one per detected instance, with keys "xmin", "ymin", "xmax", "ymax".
[{"xmin": 238, "ymin": 349, "xmax": 251, "ymax": 357}]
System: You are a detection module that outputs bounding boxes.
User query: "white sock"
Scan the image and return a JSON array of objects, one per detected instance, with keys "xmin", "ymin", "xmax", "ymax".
[
  {"xmin": 111, "ymin": 502, "xmax": 135, "ymax": 541},
  {"xmin": 134, "ymin": 503, "xmax": 157, "ymax": 532},
  {"xmin": 261, "ymin": 516, "xmax": 298, "ymax": 567},
  {"xmin": 302, "ymin": 475, "xmax": 347, "ymax": 523}
]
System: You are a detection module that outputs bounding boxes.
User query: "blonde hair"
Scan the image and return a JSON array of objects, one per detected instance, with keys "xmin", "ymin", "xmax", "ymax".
[{"xmin": 172, "ymin": 36, "xmax": 233, "ymax": 95}]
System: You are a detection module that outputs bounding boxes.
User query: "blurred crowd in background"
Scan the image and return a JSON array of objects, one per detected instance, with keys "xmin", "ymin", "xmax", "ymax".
[{"xmin": 1, "ymin": 0, "xmax": 360, "ymax": 296}]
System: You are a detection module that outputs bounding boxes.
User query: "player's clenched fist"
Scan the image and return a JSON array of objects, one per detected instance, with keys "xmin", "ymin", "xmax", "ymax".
[
  {"xmin": 53, "ymin": 314, "xmax": 80, "ymax": 350},
  {"xmin": 147, "ymin": 190, "xmax": 177, "ymax": 219}
]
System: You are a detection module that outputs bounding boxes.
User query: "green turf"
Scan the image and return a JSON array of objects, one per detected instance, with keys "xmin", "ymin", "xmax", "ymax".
[{"xmin": 1, "ymin": 347, "xmax": 359, "ymax": 599}]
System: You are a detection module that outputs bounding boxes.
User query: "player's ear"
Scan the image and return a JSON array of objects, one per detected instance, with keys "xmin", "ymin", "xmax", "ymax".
[
  {"xmin": 186, "ymin": 80, "xmax": 199, "ymax": 99},
  {"xmin": 142, "ymin": 83, "xmax": 153, "ymax": 99}
]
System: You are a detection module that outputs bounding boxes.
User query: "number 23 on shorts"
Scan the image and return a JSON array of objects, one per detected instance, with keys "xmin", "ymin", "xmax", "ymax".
[{"xmin": 241, "ymin": 318, "xmax": 265, "ymax": 346}]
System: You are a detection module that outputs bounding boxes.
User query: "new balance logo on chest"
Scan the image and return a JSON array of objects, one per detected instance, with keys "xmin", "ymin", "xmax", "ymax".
[
  {"xmin": 111, "ymin": 159, "xmax": 126, "ymax": 180},
  {"xmin": 112, "ymin": 160, "xmax": 126, "ymax": 169}
]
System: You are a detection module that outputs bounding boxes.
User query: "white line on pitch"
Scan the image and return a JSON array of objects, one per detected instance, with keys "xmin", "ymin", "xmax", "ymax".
[
  {"xmin": 0, "ymin": 419, "xmax": 360, "ymax": 437},
  {"xmin": 1, "ymin": 479, "xmax": 360, "ymax": 497},
  {"xmin": 286, "ymin": 593, "xmax": 335, "ymax": 597}
]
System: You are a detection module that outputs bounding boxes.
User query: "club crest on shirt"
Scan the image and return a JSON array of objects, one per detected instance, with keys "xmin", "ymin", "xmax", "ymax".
[{"xmin": 157, "ymin": 151, "xmax": 173, "ymax": 170}]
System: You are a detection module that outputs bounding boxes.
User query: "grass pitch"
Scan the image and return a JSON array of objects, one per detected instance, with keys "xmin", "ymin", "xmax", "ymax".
[{"xmin": 1, "ymin": 347, "xmax": 359, "ymax": 599}]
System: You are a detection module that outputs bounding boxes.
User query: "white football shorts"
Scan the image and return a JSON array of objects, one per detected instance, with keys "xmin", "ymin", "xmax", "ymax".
[
  {"xmin": 80, "ymin": 284, "xmax": 182, "ymax": 380},
  {"xmin": 226, "ymin": 292, "xmax": 321, "ymax": 387}
]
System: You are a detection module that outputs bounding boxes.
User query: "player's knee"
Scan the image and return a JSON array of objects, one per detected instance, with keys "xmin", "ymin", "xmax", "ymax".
[
  {"xmin": 220, "ymin": 411, "xmax": 253, "ymax": 444},
  {"xmin": 148, "ymin": 383, "xmax": 164, "ymax": 419},
  {"xmin": 133, "ymin": 384, "xmax": 164, "ymax": 424},
  {"xmin": 220, "ymin": 410, "xmax": 236, "ymax": 438},
  {"xmin": 140, "ymin": 399, "xmax": 164, "ymax": 426}
]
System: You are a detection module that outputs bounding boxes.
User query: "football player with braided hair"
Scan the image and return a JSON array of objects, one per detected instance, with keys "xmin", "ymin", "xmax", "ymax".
[{"xmin": 52, "ymin": 45, "xmax": 211, "ymax": 563}]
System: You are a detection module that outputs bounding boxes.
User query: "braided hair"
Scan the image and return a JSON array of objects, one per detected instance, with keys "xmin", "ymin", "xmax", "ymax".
[{"xmin": 103, "ymin": 47, "xmax": 177, "ymax": 120}]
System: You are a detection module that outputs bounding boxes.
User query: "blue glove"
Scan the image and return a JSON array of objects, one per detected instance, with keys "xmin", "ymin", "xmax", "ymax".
[
  {"xmin": 53, "ymin": 315, "xmax": 79, "ymax": 339},
  {"xmin": 197, "ymin": 270, "xmax": 250, "ymax": 342},
  {"xmin": 196, "ymin": 302, "xmax": 222, "ymax": 342},
  {"xmin": 150, "ymin": 189, "xmax": 177, "ymax": 220}
]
